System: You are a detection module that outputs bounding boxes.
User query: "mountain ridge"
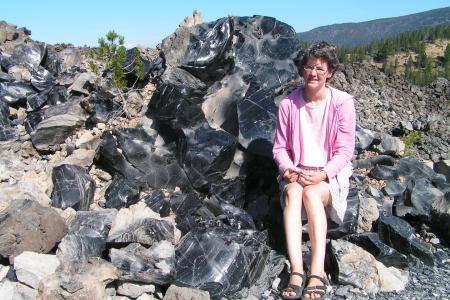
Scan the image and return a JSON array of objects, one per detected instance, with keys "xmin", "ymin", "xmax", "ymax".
[{"xmin": 297, "ymin": 6, "xmax": 450, "ymax": 48}]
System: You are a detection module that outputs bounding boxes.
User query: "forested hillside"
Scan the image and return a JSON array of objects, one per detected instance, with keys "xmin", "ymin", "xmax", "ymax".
[{"xmin": 297, "ymin": 6, "xmax": 450, "ymax": 48}]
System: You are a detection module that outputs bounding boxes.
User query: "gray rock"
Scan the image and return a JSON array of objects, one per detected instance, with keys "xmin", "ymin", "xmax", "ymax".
[
  {"xmin": 0, "ymin": 199, "xmax": 68, "ymax": 263},
  {"xmin": 110, "ymin": 241, "xmax": 176, "ymax": 285},
  {"xmin": 58, "ymin": 47, "xmax": 81, "ymax": 69},
  {"xmin": 0, "ymin": 280, "xmax": 38, "ymax": 300},
  {"xmin": 435, "ymin": 160, "xmax": 450, "ymax": 183},
  {"xmin": 68, "ymin": 72, "xmax": 95, "ymax": 95},
  {"xmin": 373, "ymin": 134, "xmax": 405, "ymax": 156},
  {"xmin": 13, "ymin": 251, "xmax": 60, "ymax": 289},
  {"xmin": 38, "ymin": 258, "xmax": 118, "ymax": 300},
  {"xmin": 357, "ymin": 197, "xmax": 379, "ymax": 232},
  {"xmin": 116, "ymin": 282, "xmax": 155, "ymax": 298},
  {"xmin": 162, "ymin": 284, "xmax": 210, "ymax": 300}
]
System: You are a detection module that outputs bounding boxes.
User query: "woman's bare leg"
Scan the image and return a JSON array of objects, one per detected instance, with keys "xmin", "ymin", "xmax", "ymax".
[
  {"xmin": 282, "ymin": 182, "xmax": 305, "ymax": 297},
  {"xmin": 302, "ymin": 184, "xmax": 331, "ymax": 299}
]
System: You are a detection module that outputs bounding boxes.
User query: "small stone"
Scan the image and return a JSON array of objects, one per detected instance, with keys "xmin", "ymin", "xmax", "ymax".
[{"xmin": 335, "ymin": 286, "xmax": 349, "ymax": 297}]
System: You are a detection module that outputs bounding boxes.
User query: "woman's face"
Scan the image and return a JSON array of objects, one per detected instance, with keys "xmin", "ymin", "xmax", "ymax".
[{"xmin": 303, "ymin": 56, "xmax": 332, "ymax": 90}]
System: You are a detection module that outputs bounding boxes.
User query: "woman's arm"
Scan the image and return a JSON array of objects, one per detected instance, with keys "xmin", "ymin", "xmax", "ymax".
[
  {"xmin": 322, "ymin": 97, "xmax": 356, "ymax": 180},
  {"xmin": 273, "ymin": 99, "xmax": 296, "ymax": 177}
]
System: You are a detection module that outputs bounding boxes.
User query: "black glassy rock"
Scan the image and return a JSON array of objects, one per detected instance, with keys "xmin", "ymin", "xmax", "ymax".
[
  {"xmin": 221, "ymin": 202, "xmax": 256, "ymax": 230},
  {"xmin": 44, "ymin": 49, "xmax": 64, "ymax": 77},
  {"xmin": 51, "ymin": 164, "xmax": 96, "ymax": 211},
  {"xmin": 88, "ymin": 93, "xmax": 122, "ymax": 123},
  {"xmin": 0, "ymin": 82, "xmax": 37, "ymax": 105},
  {"xmin": 0, "ymin": 71, "xmax": 14, "ymax": 82},
  {"xmin": 122, "ymin": 47, "xmax": 152, "ymax": 79},
  {"xmin": 142, "ymin": 190, "xmax": 171, "ymax": 217},
  {"xmin": 11, "ymin": 43, "xmax": 47, "ymax": 71},
  {"xmin": 113, "ymin": 128, "xmax": 193, "ymax": 192},
  {"xmin": 343, "ymin": 232, "xmax": 409, "ymax": 269},
  {"xmin": 355, "ymin": 124, "xmax": 380, "ymax": 152},
  {"xmin": 47, "ymin": 85, "xmax": 68, "ymax": 106},
  {"xmin": 94, "ymin": 131, "xmax": 148, "ymax": 189},
  {"xmin": 169, "ymin": 191, "xmax": 203, "ymax": 220},
  {"xmin": 31, "ymin": 66, "xmax": 56, "ymax": 92},
  {"xmin": 178, "ymin": 122, "xmax": 238, "ymax": 190},
  {"xmin": 378, "ymin": 216, "xmax": 434, "ymax": 266},
  {"xmin": 175, "ymin": 228, "xmax": 284, "ymax": 299},
  {"xmin": 0, "ymin": 99, "xmax": 17, "ymax": 141},
  {"xmin": 382, "ymin": 180, "xmax": 406, "ymax": 196},
  {"xmin": 395, "ymin": 157, "xmax": 437, "ymax": 182},
  {"xmin": 57, "ymin": 212, "xmax": 114, "ymax": 263},
  {"xmin": 104, "ymin": 173, "xmax": 141, "ymax": 209},
  {"xmin": 110, "ymin": 241, "xmax": 176, "ymax": 285},
  {"xmin": 431, "ymin": 192, "xmax": 450, "ymax": 244},
  {"xmin": 209, "ymin": 177, "xmax": 246, "ymax": 208},
  {"xmin": 369, "ymin": 165, "xmax": 399, "ymax": 180},
  {"xmin": 395, "ymin": 179, "xmax": 444, "ymax": 220}
]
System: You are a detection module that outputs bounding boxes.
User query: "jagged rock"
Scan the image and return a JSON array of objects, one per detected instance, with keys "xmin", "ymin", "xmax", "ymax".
[
  {"xmin": 61, "ymin": 148, "xmax": 96, "ymax": 168},
  {"xmin": 395, "ymin": 156, "xmax": 437, "ymax": 182},
  {"xmin": 357, "ymin": 196, "xmax": 379, "ymax": 232},
  {"xmin": 44, "ymin": 49, "xmax": 64, "ymax": 77},
  {"xmin": 0, "ymin": 70, "xmax": 15, "ymax": 82},
  {"xmin": 7, "ymin": 65, "xmax": 31, "ymax": 82},
  {"xmin": 395, "ymin": 178, "xmax": 444, "ymax": 220},
  {"xmin": 0, "ymin": 280, "xmax": 38, "ymax": 300},
  {"xmin": 107, "ymin": 202, "xmax": 179, "ymax": 245},
  {"xmin": 68, "ymin": 72, "xmax": 95, "ymax": 95},
  {"xmin": 58, "ymin": 47, "xmax": 81, "ymax": 69},
  {"xmin": 14, "ymin": 251, "xmax": 60, "ymax": 289},
  {"xmin": 142, "ymin": 190, "xmax": 171, "ymax": 217},
  {"xmin": 169, "ymin": 191, "xmax": 203, "ymax": 220},
  {"xmin": 104, "ymin": 173, "xmax": 141, "ymax": 209},
  {"xmin": 378, "ymin": 216, "xmax": 434, "ymax": 266},
  {"xmin": 179, "ymin": 9, "xmax": 203, "ymax": 28},
  {"xmin": 163, "ymin": 284, "xmax": 210, "ymax": 300},
  {"xmin": 0, "ymin": 99, "xmax": 17, "ymax": 141},
  {"xmin": 433, "ymin": 174, "xmax": 450, "ymax": 194},
  {"xmin": 373, "ymin": 134, "xmax": 405, "ymax": 156},
  {"xmin": 57, "ymin": 70, "xmax": 79, "ymax": 87},
  {"xmin": 126, "ymin": 91, "xmax": 144, "ymax": 117},
  {"xmin": 113, "ymin": 127, "xmax": 193, "ymax": 192},
  {"xmin": 178, "ymin": 122, "xmax": 238, "ymax": 190},
  {"xmin": 28, "ymin": 101, "xmax": 87, "ymax": 151},
  {"xmin": 11, "ymin": 43, "xmax": 46, "ymax": 71},
  {"xmin": 30, "ymin": 66, "xmax": 56, "ymax": 92},
  {"xmin": 326, "ymin": 239, "xmax": 407, "ymax": 293},
  {"xmin": 221, "ymin": 202, "xmax": 256, "ymax": 230},
  {"xmin": 382, "ymin": 180, "xmax": 406, "ymax": 196},
  {"xmin": 355, "ymin": 124, "xmax": 380, "ymax": 152},
  {"xmin": 26, "ymin": 91, "xmax": 49, "ymax": 112},
  {"xmin": 110, "ymin": 241, "xmax": 176, "ymax": 285},
  {"xmin": 430, "ymin": 193, "xmax": 450, "ymax": 244},
  {"xmin": 210, "ymin": 177, "xmax": 246, "ymax": 208},
  {"xmin": 94, "ymin": 131, "xmax": 148, "ymax": 189},
  {"xmin": 51, "ymin": 164, "xmax": 96, "ymax": 211},
  {"xmin": 0, "ymin": 82, "xmax": 37, "ymax": 105},
  {"xmin": 342, "ymin": 233, "xmax": 409, "ymax": 269},
  {"xmin": 37, "ymin": 258, "xmax": 118, "ymax": 300},
  {"xmin": 116, "ymin": 282, "xmax": 155, "ymax": 299},
  {"xmin": 88, "ymin": 92, "xmax": 122, "ymax": 123},
  {"xmin": 368, "ymin": 165, "xmax": 399, "ymax": 180},
  {"xmin": 0, "ymin": 199, "xmax": 68, "ymax": 262},
  {"xmin": 434, "ymin": 160, "xmax": 450, "ymax": 183},
  {"xmin": 354, "ymin": 155, "xmax": 395, "ymax": 169},
  {"xmin": 47, "ymin": 85, "xmax": 68, "ymax": 105},
  {"xmin": 122, "ymin": 47, "xmax": 152, "ymax": 79},
  {"xmin": 56, "ymin": 228, "xmax": 105, "ymax": 262},
  {"xmin": 175, "ymin": 228, "xmax": 284, "ymax": 299}
]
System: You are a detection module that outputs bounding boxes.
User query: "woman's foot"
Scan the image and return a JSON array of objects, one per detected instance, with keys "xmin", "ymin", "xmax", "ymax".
[
  {"xmin": 301, "ymin": 275, "xmax": 327, "ymax": 299},
  {"xmin": 281, "ymin": 272, "xmax": 306, "ymax": 299}
]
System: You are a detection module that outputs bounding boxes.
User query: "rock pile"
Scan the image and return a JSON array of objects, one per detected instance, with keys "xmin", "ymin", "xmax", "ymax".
[{"xmin": 0, "ymin": 12, "xmax": 450, "ymax": 300}]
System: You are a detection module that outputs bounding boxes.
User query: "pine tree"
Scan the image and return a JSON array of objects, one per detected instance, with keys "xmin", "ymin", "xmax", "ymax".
[{"xmin": 87, "ymin": 30, "xmax": 145, "ymax": 120}]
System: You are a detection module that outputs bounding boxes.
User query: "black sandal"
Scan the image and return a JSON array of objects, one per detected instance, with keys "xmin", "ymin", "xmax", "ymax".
[
  {"xmin": 281, "ymin": 272, "xmax": 307, "ymax": 299},
  {"xmin": 301, "ymin": 275, "xmax": 328, "ymax": 300}
]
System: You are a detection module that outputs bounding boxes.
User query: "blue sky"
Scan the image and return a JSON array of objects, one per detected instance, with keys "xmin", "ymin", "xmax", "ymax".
[{"xmin": 2, "ymin": 0, "xmax": 449, "ymax": 48}]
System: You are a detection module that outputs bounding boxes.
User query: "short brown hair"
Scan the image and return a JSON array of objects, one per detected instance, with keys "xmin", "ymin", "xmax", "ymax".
[{"xmin": 298, "ymin": 41, "xmax": 339, "ymax": 81}]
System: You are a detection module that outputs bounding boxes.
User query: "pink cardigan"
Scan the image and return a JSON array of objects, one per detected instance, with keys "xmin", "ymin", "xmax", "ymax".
[{"xmin": 273, "ymin": 86, "xmax": 356, "ymax": 189}]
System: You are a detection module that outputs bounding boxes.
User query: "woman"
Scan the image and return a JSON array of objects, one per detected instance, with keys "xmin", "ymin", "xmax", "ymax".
[{"xmin": 273, "ymin": 41, "xmax": 356, "ymax": 299}]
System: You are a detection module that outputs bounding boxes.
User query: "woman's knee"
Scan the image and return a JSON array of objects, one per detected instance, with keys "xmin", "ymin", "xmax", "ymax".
[
  {"xmin": 302, "ymin": 185, "xmax": 330, "ymax": 206},
  {"xmin": 283, "ymin": 184, "xmax": 303, "ymax": 206}
]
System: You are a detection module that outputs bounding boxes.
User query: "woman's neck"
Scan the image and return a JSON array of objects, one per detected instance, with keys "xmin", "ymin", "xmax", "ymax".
[{"xmin": 303, "ymin": 86, "xmax": 329, "ymax": 106}]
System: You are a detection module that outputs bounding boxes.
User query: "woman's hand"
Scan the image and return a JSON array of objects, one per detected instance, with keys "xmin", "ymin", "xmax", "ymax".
[
  {"xmin": 282, "ymin": 168, "xmax": 300, "ymax": 183},
  {"xmin": 299, "ymin": 170, "xmax": 328, "ymax": 185}
]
